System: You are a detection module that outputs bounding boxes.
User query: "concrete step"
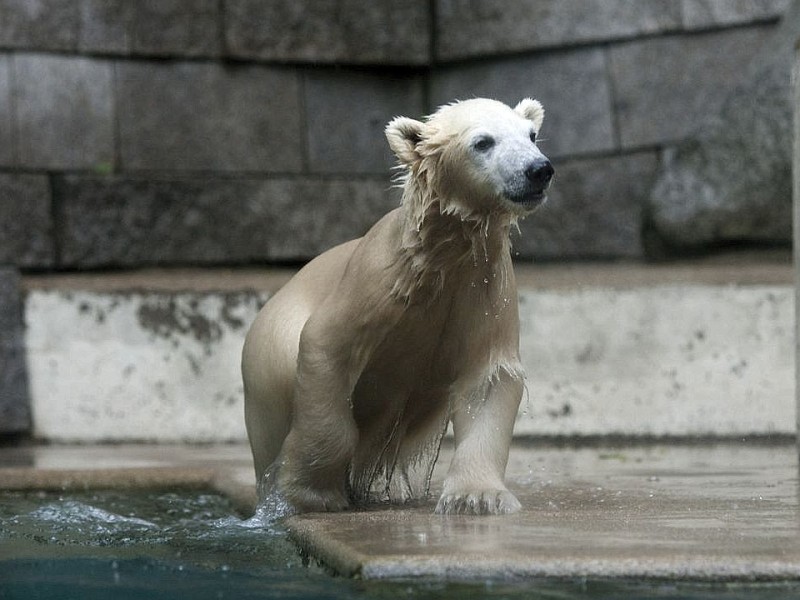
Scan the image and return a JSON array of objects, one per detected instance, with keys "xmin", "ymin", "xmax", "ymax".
[
  {"xmin": 21, "ymin": 253, "xmax": 794, "ymax": 442},
  {"xmin": 287, "ymin": 441, "xmax": 800, "ymax": 581}
]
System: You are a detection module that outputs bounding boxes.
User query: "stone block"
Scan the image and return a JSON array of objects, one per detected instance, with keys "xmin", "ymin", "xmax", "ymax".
[
  {"xmin": 431, "ymin": 48, "xmax": 615, "ymax": 158},
  {"xmin": 609, "ymin": 27, "xmax": 771, "ymax": 149},
  {"xmin": 26, "ymin": 289, "xmax": 263, "ymax": 442},
  {"xmin": 224, "ymin": 0, "xmax": 430, "ymax": 65},
  {"xmin": 682, "ymin": 0, "xmax": 790, "ymax": 29},
  {"xmin": 513, "ymin": 153, "xmax": 656, "ymax": 260},
  {"xmin": 80, "ymin": 0, "xmax": 221, "ymax": 57},
  {"xmin": 435, "ymin": 0, "xmax": 682, "ymax": 61},
  {"xmin": 646, "ymin": 0, "xmax": 799, "ymax": 251},
  {"xmin": 0, "ymin": 174, "xmax": 54, "ymax": 267},
  {"xmin": 0, "ymin": 0, "xmax": 78, "ymax": 51},
  {"xmin": 14, "ymin": 54, "xmax": 114, "ymax": 170},
  {"xmin": 305, "ymin": 70, "xmax": 425, "ymax": 174},
  {"xmin": 53, "ymin": 176, "xmax": 399, "ymax": 267},
  {"xmin": 0, "ymin": 55, "xmax": 13, "ymax": 166},
  {"xmin": 117, "ymin": 62, "xmax": 302, "ymax": 173},
  {"xmin": 263, "ymin": 179, "xmax": 400, "ymax": 261},
  {"xmin": 519, "ymin": 283, "xmax": 793, "ymax": 437},
  {"xmin": 0, "ymin": 268, "xmax": 30, "ymax": 434}
]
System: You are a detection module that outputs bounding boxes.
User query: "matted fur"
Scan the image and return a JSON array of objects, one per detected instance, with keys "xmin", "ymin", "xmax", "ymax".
[{"xmin": 242, "ymin": 98, "xmax": 551, "ymax": 515}]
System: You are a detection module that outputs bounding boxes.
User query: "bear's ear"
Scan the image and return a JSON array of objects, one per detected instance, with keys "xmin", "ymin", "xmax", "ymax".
[
  {"xmin": 514, "ymin": 98, "xmax": 544, "ymax": 132},
  {"xmin": 386, "ymin": 116, "xmax": 424, "ymax": 166}
]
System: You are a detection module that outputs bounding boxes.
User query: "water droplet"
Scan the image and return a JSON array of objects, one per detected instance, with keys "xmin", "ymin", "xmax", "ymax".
[{"xmin": 483, "ymin": 278, "xmax": 489, "ymax": 284}]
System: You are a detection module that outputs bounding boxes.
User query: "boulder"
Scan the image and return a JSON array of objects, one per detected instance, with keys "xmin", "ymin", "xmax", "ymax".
[{"xmin": 646, "ymin": 0, "xmax": 798, "ymax": 254}]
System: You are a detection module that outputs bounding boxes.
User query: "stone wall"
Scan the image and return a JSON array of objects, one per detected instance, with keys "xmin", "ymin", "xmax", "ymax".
[
  {"xmin": 0, "ymin": 0, "xmax": 791, "ymax": 273},
  {"xmin": 0, "ymin": 0, "xmax": 793, "ymax": 434}
]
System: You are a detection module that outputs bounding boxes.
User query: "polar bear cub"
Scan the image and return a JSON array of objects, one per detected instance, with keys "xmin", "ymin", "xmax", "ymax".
[{"xmin": 242, "ymin": 98, "xmax": 553, "ymax": 515}]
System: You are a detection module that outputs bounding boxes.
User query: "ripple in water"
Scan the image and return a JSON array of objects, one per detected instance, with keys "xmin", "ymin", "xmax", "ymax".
[{"xmin": 0, "ymin": 489, "xmax": 303, "ymax": 570}]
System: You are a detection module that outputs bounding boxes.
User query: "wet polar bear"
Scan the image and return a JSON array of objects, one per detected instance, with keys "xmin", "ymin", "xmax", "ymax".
[{"xmin": 242, "ymin": 98, "xmax": 554, "ymax": 515}]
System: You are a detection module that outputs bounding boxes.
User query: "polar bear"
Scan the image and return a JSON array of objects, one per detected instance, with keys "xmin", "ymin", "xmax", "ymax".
[{"xmin": 242, "ymin": 98, "xmax": 553, "ymax": 515}]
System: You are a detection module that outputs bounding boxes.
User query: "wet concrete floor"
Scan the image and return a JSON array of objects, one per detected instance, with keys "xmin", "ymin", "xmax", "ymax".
[{"xmin": 1, "ymin": 442, "xmax": 798, "ymax": 581}]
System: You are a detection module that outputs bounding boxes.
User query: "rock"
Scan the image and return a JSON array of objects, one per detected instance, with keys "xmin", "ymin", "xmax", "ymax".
[
  {"xmin": 53, "ymin": 176, "xmax": 399, "ymax": 267},
  {"xmin": 80, "ymin": 0, "xmax": 220, "ymax": 57},
  {"xmin": 610, "ymin": 27, "xmax": 772, "ymax": 149},
  {"xmin": 224, "ymin": 0, "xmax": 430, "ymax": 65},
  {"xmin": 646, "ymin": 0, "xmax": 799, "ymax": 252},
  {"xmin": 0, "ymin": 174, "xmax": 54, "ymax": 267},
  {"xmin": 435, "ymin": 0, "xmax": 681, "ymax": 61},
  {"xmin": 14, "ymin": 54, "xmax": 114, "ymax": 170},
  {"xmin": 514, "ymin": 153, "xmax": 658, "ymax": 259},
  {"xmin": 0, "ymin": 0, "xmax": 78, "ymax": 51},
  {"xmin": 681, "ymin": 0, "xmax": 790, "ymax": 29},
  {"xmin": 431, "ymin": 48, "xmax": 614, "ymax": 158},
  {"xmin": 305, "ymin": 70, "xmax": 425, "ymax": 174},
  {"xmin": 0, "ymin": 56, "xmax": 12, "ymax": 166},
  {"xmin": 116, "ymin": 61, "xmax": 302, "ymax": 172},
  {"xmin": 0, "ymin": 268, "xmax": 30, "ymax": 434}
]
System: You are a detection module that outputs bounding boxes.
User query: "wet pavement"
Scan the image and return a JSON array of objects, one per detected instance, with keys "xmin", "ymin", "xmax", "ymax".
[
  {"xmin": 289, "ymin": 443, "xmax": 800, "ymax": 580},
  {"xmin": 1, "ymin": 442, "xmax": 798, "ymax": 581}
]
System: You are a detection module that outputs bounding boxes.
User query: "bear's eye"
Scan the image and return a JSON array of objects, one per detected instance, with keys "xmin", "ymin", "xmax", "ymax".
[
  {"xmin": 529, "ymin": 130, "xmax": 537, "ymax": 144},
  {"xmin": 472, "ymin": 136, "xmax": 495, "ymax": 153}
]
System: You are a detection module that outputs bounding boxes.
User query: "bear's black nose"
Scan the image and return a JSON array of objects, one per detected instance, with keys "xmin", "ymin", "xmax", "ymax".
[{"xmin": 525, "ymin": 159, "xmax": 554, "ymax": 189}]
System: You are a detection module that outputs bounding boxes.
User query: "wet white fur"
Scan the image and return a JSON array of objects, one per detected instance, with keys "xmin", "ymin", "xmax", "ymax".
[{"xmin": 242, "ymin": 98, "xmax": 547, "ymax": 515}]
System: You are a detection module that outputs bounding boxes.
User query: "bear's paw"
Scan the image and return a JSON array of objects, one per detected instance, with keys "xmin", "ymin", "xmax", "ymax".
[{"xmin": 434, "ymin": 488, "xmax": 521, "ymax": 515}]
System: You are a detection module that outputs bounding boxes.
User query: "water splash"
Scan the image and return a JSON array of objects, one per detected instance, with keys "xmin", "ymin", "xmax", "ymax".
[
  {"xmin": 30, "ymin": 500, "xmax": 157, "ymax": 532},
  {"xmin": 0, "ymin": 489, "xmax": 304, "ymax": 572},
  {"xmin": 254, "ymin": 462, "xmax": 295, "ymax": 529}
]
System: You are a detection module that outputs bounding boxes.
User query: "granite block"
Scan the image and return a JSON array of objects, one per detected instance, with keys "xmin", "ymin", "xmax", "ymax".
[
  {"xmin": 682, "ymin": 0, "xmax": 790, "ymax": 29},
  {"xmin": 117, "ymin": 61, "xmax": 302, "ymax": 173},
  {"xmin": 305, "ymin": 70, "xmax": 425, "ymax": 174},
  {"xmin": 14, "ymin": 53, "xmax": 114, "ymax": 170},
  {"xmin": 0, "ymin": 0, "xmax": 78, "ymax": 51},
  {"xmin": 436, "ymin": 0, "xmax": 682, "ymax": 61},
  {"xmin": 0, "ymin": 174, "xmax": 54, "ymax": 267},
  {"xmin": 431, "ymin": 48, "xmax": 615, "ymax": 158},
  {"xmin": 224, "ymin": 0, "xmax": 430, "ymax": 65},
  {"xmin": 0, "ymin": 55, "xmax": 12, "ymax": 166},
  {"xmin": 609, "ymin": 27, "xmax": 772, "ymax": 149},
  {"xmin": 646, "ymin": 0, "xmax": 799, "ymax": 251},
  {"xmin": 0, "ymin": 267, "xmax": 30, "ymax": 434},
  {"xmin": 513, "ymin": 153, "xmax": 658, "ymax": 259},
  {"xmin": 54, "ymin": 176, "xmax": 398, "ymax": 267},
  {"xmin": 80, "ymin": 0, "xmax": 221, "ymax": 57}
]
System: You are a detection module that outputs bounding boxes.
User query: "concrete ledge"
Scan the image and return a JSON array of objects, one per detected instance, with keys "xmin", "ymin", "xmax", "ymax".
[
  {"xmin": 287, "ymin": 443, "xmax": 800, "ymax": 581},
  {"xmin": 21, "ymin": 258, "xmax": 794, "ymax": 442},
  {"xmin": 0, "ymin": 444, "xmax": 257, "ymax": 515}
]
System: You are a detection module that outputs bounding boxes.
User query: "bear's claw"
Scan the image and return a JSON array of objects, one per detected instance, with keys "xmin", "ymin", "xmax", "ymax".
[{"xmin": 435, "ymin": 489, "xmax": 521, "ymax": 515}]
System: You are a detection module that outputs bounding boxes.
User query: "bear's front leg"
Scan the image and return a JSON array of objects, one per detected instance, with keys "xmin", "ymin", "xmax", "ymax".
[
  {"xmin": 278, "ymin": 316, "xmax": 361, "ymax": 513},
  {"xmin": 436, "ymin": 368, "xmax": 523, "ymax": 515}
]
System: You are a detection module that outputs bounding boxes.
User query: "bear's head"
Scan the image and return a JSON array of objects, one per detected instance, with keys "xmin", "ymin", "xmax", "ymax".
[{"xmin": 386, "ymin": 98, "xmax": 554, "ymax": 225}]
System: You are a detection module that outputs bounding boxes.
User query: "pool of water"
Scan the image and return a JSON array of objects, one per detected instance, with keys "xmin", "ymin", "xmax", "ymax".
[{"xmin": 2, "ymin": 490, "xmax": 800, "ymax": 600}]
